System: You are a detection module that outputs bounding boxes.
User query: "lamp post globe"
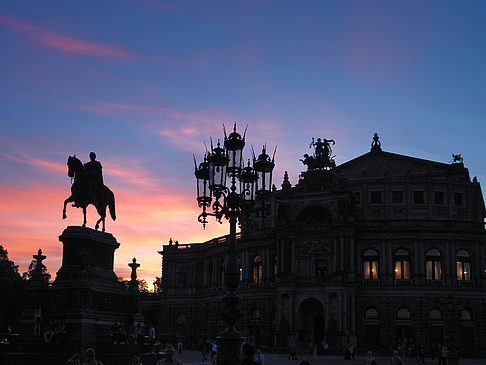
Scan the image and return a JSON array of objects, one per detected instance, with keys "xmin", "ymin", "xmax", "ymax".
[{"xmin": 253, "ymin": 145, "xmax": 275, "ymax": 197}]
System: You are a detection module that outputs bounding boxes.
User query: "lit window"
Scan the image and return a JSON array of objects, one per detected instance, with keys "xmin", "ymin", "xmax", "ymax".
[
  {"xmin": 429, "ymin": 309, "xmax": 442, "ymax": 320},
  {"xmin": 460, "ymin": 310, "xmax": 472, "ymax": 321},
  {"xmin": 397, "ymin": 308, "xmax": 411, "ymax": 320},
  {"xmin": 426, "ymin": 249, "xmax": 442, "ymax": 280},
  {"xmin": 456, "ymin": 250, "xmax": 471, "ymax": 281},
  {"xmin": 363, "ymin": 249, "xmax": 379, "ymax": 280},
  {"xmin": 253, "ymin": 255, "xmax": 263, "ymax": 284},
  {"xmin": 365, "ymin": 307, "xmax": 379, "ymax": 319},
  {"xmin": 394, "ymin": 248, "xmax": 410, "ymax": 280}
]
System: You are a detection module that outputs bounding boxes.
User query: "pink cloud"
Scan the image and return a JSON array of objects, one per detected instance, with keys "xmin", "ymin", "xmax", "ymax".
[
  {"xmin": 0, "ymin": 15, "xmax": 134, "ymax": 59},
  {"xmin": 0, "ymin": 151, "xmax": 66, "ymax": 174}
]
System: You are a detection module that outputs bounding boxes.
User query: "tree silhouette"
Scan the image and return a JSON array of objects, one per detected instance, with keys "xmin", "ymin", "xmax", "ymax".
[
  {"xmin": 0, "ymin": 245, "xmax": 27, "ymax": 331},
  {"xmin": 153, "ymin": 276, "xmax": 162, "ymax": 293},
  {"xmin": 25, "ymin": 256, "xmax": 51, "ymax": 286},
  {"xmin": 117, "ymin": 276, "xmax": 149, "ymax": 292}
]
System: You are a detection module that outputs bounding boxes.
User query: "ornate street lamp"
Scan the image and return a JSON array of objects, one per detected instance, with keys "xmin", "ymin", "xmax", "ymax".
[
  {"xmin": 194, "ymin": 124, "xmax": 274, "ymax": 365},
  {"xmin": 253, "ymin": 145, "xmax": 275, "ymax": 198},
  {"xmin": 194, "ymin": 154, "xmax": 211, "ymax": 227}
]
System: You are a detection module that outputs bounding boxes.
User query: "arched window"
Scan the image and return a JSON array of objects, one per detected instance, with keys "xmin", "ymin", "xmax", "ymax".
[
  {"xmin": 426, "ymin": 249, "xmax": 442, "ymax": 280},
  {"xmin": 394, "ymin": 248, "xmax": 410, "ymax": 280},
  {"xmin": 429, "ymin": 308, "xmax": 442, "ymax": 320},
  {"xmin": 365, "ymin": 307, "xmax": 379, "ymax": 319},
  {"xmin": 363, "ymin": 249, "xmax": 379, "ymax": 280},
  {"xmin": 456, "ymin": 250, "xmax": 471, "ymax": 281},
  {"xmin": 219, "ymin": 259, "xmax": 226, "ymax": 286},
  {"xmin": 460, "ymin": 309, "xmax": 472, "ymax": 321},
  {"xmin": 253, "ymin": 255, "xmax": 263, "ymax": 284},
  {"xmin": 397, "ymin": 307, "xmax": 411, "ymax": 320}
]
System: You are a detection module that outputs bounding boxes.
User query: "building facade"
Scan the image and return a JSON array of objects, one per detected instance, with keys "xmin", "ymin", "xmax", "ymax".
[{"xmin": 152, "ymin": 135, "xmax": 486, "ymax": 355}]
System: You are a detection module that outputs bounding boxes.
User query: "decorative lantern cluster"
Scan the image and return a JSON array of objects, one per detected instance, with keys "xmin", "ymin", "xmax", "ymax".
[
  {"xmin": 194, "ymin": 124, "xmax": 275, "ymax": 228},
  {"xmin": 193, "ymin": 123, "xmax": 276, "ymax": 365}
]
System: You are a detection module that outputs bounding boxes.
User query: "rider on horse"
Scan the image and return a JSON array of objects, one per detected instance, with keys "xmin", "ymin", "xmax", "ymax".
[
  {"xmin": 63, "ymin": 152, "xmax": 115, "ymax": 232},
  {"xmin": 84, "ymin": 152, "xmax": 104, "ymax": 207}
]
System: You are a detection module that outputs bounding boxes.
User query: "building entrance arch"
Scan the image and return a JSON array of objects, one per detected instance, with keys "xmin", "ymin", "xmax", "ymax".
[{"xmin": 297, "ymin": 298, "xmax": 325, "ymax": 347}]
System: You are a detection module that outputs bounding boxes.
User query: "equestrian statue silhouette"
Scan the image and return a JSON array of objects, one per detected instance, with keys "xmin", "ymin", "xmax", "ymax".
[{"xmin": 62, "ymin": 153, "xmax": 116, "ymax": 232}]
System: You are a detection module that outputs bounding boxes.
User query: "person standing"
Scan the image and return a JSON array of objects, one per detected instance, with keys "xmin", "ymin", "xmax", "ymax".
[
  {"xmin": 439, "ymin": 345, "xmax": 448, "ymax": 365},
  {"xmin": 391, "ymin": 350, "xmax": 403, "ymax": 365},
  {"xmin": 349, "ymin": 344, "xmax": 355, "ymax": 360},
  {"xmin": 129, "ymin": 352, "xmax": 142, "ymax": 365},
  {"xmin": 255, "ymin": 348, "xmax": 264, "ymax": 364},
  {"xmin": 33, "ymin": 306, "xmax": 42, "ymax": 335},
  {"xmin": 211, "ymin": 341, "xmax": 218, "ymax": 362},
  {"xmin": 155, "ymin": 345, "xmax": 181, "ymax": 365},
  {"xmin": 84, "ymin": 348, "xmax": 104, "ymax": 365},
  {"xmin": 148, "ymin": 325, "xmax": 156, "ymax": 346},
  {"xmin": 416, "ymin": 345, "xmax": 425, "ymax": 364},
  {"xmin": 177, "ymin": 340, "xmax": 183, "ymax": 354},
  {"xmin": 241, "ymin": 343, "xmax": 259, "ymax": 365},
  {"xmin": 363, "ymin": 350, "xmax": 377, "ymax": 365}
]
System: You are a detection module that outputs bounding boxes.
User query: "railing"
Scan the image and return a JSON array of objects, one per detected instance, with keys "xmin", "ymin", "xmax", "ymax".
[
  {"xmin": 426, "ymin": 279, "xmax": 443, "ymax": 287},
  {"xmin": 458, "ymin": 280, "xmax": 474, "ymax": 288},
  {"xmin": 395, "ymin": 279, "xmax": 411, "ymax": 286},
  {"xmin": 362, "ymin": 279, "xmax": 380, "ymax": 286}
]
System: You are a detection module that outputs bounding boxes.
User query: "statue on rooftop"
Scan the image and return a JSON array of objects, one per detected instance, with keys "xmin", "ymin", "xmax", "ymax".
[
  {"xmin": 451, "ymin": 154, "xmax": 463, "ymax": 164},
  {"xmin": 371, "ymin": 133, "xmax": 382, "ymax": 152},
  {"xmin": 62, "ymin": 153, "xmax": 116, "ymax": 232},
  {"xmin": 301, "ymin": 137, "xmax": 336, "ymax": 170}
]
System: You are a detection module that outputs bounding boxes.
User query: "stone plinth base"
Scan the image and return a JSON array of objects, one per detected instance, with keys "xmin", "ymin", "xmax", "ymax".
[
  {"xmin": 43, "ymin": 226, "xmax": 139, "ymax": 344},
  {"xmin": 54, "ymin": 226, "xmax": 122, "ymax": 290}
]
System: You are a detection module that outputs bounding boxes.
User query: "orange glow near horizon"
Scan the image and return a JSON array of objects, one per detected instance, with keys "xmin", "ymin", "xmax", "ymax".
[{"xmin": 0, "ymin": 158, "xmax": 230, "ymax": 289}]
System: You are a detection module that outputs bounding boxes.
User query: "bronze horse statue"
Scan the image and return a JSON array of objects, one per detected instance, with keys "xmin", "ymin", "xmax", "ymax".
[{"xmin": 62, "ymin": 155, "xmax": 116, "ymax": 232}]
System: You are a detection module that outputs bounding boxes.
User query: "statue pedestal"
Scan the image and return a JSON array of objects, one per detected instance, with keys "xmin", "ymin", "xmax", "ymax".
[
  {"xmin": 54, "ymin": 226, "xmax": 121, "ymax": 289},
  {"xmin": 48, "ymin": 226, "xmax": 136, "ymax": 344}
]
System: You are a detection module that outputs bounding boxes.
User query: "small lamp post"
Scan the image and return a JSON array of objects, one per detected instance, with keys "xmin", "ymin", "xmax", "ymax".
[{"xmin": 194, "ymin": 124, "xmax": 274, "ymax": 365}]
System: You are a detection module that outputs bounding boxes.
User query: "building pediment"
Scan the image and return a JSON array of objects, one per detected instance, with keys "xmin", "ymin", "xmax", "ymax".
[{"xmin": 336, "ymin": 150, "xmax": 470, "ymax": 182}]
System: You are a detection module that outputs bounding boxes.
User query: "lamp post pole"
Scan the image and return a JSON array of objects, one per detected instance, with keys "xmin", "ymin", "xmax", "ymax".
[{"xmin": 194, "ymin": 124, "xmax": 274, "ymax": 365}]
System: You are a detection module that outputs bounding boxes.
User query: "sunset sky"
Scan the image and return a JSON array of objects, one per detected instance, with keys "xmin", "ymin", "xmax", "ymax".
[{"xmin": 1, "ymin": 1, "xmax": 485, "ymax": 288}]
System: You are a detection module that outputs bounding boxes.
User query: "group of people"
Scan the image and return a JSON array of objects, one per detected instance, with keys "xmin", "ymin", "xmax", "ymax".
[
  {"xmin": 32, "ymin": 307, "xmax": 67, "ymax": 344},
  {"xmin": 198, "ymin": 338, "xmax": 218, "ymax": 363},
  {"xmin": 110, "ymin": 322, "xmax": 157, "ymax": 345},
  {"xmin": 64, "ymin": 340, "xmax": 456, "ymax": 365},
  {"xmin": 343, "ymin": 344, "xmax": 356, "ymax": 360},
  {"xmin": 431, "ymin": 343, "xmax": 451, "ymax": 365},
  {"xmin": 66, "ymin": 347, "xmax": 104, "ymax": 365},
  {"xmin": 42, "ymin": 320, "xmax": 66, "ymax": 343},
  {"xmin": 66, "ymin": 346, "xmax": 180, "ymax": 365}
]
